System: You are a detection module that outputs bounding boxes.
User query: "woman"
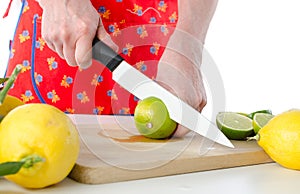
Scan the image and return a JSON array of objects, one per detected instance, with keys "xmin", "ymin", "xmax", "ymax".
[{"xmin": 5, "ymin": 0, "xmax": 217, "ymax": 136}]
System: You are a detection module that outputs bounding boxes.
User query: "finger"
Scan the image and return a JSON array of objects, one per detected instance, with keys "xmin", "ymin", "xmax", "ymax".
[
  {"xmin": 63, "ymin": 42, "xmax": 77, "ymax": 67},
  {"xmin": 42, "ymin": 32, "xmax": 65, "ymax": 60},
  {"xmin": 53, "ymin": 42, "xmax": 65, "ymax": 60},
  {"xmin": 198, "ymin": 97, "xmax": 207, "ymax": 112},
  {"xmin": 45, "ymin": 41, "xmax": 55, "ymax": 52}
]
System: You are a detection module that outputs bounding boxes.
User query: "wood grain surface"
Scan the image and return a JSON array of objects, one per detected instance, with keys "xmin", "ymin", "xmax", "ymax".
[{"xmin": 68, "ymin": 115, "xmax": 273, "ymax": 184}]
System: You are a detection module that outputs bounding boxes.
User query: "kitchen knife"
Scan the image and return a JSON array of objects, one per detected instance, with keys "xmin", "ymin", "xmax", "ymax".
[{"xmin": 92, "ymin": 37, "xmax": 234, "ymax": 148}]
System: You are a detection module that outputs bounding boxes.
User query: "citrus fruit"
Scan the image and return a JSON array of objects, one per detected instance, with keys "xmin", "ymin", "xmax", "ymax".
[
  {"xmin": 0, "ymin": 65, "xmax": 24, "ymax": 121},
  {"xmin": 216, "ymin": 112, "xmax": 254, "ymax": 140},
  {"xmin": 0, "ymin": 103, "xmax": 80, "ymax": 188},
  {"xmin": 252, "ymin": 112, "xmax": 274, "ymax": 134},
  {"xmin": 237, "ymin": 112, "xmax": 248, "ymax": 117},
  {"xmin": 0, "ymin": 95, "xmax": 24, "ymax": 121},
  {"xmin": 134, "ymin": 96, "xmax": 177, "ymax": 139},
  {"xmin": 253, "ymin": 109, "xmax": 300, "ymax": 170},
  {"xmin": 247, "ymin": 109, "xmax": 272, "ymax": 119}
]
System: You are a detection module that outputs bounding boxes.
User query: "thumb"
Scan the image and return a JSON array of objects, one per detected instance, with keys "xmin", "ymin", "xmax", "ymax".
[{"xmin": 97, "ymin": 24, "xmax": 119, "ymax": 52}]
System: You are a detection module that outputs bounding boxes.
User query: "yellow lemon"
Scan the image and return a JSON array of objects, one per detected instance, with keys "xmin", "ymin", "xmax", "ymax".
[
  {"xmin": 256, "ymin": 109, "xmax": 300, "ymax": 170},
  {"xmin": 0, "ymin": 65, "xmax": 24, "ymax": 121},
  {"xmin": 0, "ymin": 103, "xmax": 80, "ymax": 188},
  {"xmin": 134, "ymin": 96, "xmax": 177, "ymax": 139},
  {"xmin": 0, "ymin": 95, "xmax": 24, "ymax": 121}
]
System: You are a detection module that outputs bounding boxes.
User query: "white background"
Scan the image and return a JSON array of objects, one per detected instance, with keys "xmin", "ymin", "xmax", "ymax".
[{"xmin": 0, "ymin": 0, "xmax": 300, "ymax": 115}]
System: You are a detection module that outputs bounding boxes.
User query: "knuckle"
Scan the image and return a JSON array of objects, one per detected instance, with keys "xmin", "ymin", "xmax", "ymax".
[
  {"xmin": 75, "ymin": 18, "xmax": 89, "ymax": 33},
  {"xmin": 59, "ymin": 27, "xmax": 70, "ymax": 41}
]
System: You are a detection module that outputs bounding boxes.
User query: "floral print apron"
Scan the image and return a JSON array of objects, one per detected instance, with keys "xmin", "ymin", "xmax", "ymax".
[{"xmin": 5, "ymin": 0, "xmax": 178, "ymax": 114}]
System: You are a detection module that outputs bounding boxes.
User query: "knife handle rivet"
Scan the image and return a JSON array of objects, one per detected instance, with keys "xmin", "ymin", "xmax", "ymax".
[{"xmin": 146, "ymin": 122, "xmax": 153, "ymax": 129}]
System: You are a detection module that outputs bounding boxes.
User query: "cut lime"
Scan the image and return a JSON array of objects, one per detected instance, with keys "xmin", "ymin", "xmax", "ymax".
[
  {"xmin": 237, "ymin": 112, "xmax": 249, "ymax": 117},
  {"xmin": 253, "ymin": 112, "xmax": 274, "ymax": 134},
  {"xmin": 216, "ymin": 112, "xmax": 254, "ymax": 140},
  {"xmin": 247, "ymin": 109, "xmax": 272, "ymax": 119},
  {"xmin": 134, "ymin": 97, "xmax": 177, "ymax": 139}
]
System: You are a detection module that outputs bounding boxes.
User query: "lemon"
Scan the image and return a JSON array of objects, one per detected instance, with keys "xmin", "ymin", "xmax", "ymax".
[
  {"xmin": 0, "ymin": 103, "xmax": 80, "ymax": 188},
  {"xmin": 252, "ymin": 113, "xmax": 274, "ymax": 134},
  {"xmin": 255, "ymin": 109, "xmax": 300, "ymax": 170},
  {"xmin": 0, "ymin": 65, "xmax": 24, "ymax": 121},
  {"xmin": 134, "ymin": 96, "xmax": 177, "ymax": 139},
  {"xmin": 0, "ymin": 95, "xmax": 24, "ymax": 121},
  {"xmin": 216, "ymin": 112, "xmax": 254, "ymax": 140}
]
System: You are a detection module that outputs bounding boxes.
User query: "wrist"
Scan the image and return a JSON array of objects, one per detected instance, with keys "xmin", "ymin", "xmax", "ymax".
[
  {"xmin": 37, "ymin": 0, "xmax": 47, "ymax": 8},
  {"xmin": 37, "ymin": 0, "xmax": 56, "ymax": 8},
  {"xmin": 38, "ymin": 0, "xmax": 70, "ymax": 8},
  {"xmin": 165, "ymin": 29, "xmax": 204, "ymax": 67}
]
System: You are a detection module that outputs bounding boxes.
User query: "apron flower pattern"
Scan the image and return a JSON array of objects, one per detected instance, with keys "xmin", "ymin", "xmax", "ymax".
[{"xmin": 5, "ymin": 0, "xmax": 178, "ymax": 115}]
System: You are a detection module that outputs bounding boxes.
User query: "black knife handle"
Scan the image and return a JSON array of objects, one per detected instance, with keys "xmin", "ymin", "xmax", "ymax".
[{"xmin": 92, "ymin": 37, "xmax": 124, "ymax": 72}]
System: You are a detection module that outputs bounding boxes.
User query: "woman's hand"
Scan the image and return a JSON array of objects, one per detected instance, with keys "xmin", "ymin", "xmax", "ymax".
[
  {"xmin": 39, "ymin": 0, "xmax": 117, "ymax": 69},
  {"xmin": 156, "ymin": 0, "xmax": 218, "ymax": 137},
  {"xmin": 156, "ymin": 48, "xmax": 207, "ymax": 137}
]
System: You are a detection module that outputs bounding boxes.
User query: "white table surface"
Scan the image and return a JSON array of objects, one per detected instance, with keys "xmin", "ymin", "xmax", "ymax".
[
  {"xmin": 1, "ymin": 163, "xmax": 300, "ymax": 194},
  {"xmin": 1, "ymin": 1, "xmax": 300, "ymax": 193}
]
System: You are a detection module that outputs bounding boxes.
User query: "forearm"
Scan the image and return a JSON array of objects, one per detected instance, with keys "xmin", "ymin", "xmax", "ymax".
[
  {"xmin": 38, "ymin": 0, "xmax": 90, "ymax": 7},
  {"xmin": 38, "ymin": 0, "xmax": 65, "ymax": 8},
  {"xmin": 162, "ymin": 0, "xmax": 218, "ymax": 68},
  {"xmin": 38, "ymin": 0, "xmax": 94, "ymax": 14},
  {"xmin": 177, "ymin": 0, "xmax": 218, "ymax": 42}
]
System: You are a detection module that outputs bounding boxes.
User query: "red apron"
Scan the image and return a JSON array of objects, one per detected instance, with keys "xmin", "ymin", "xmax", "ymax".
[{"xmin": 5, "ymin": 0, "xmax": 178, "ymax": 114}]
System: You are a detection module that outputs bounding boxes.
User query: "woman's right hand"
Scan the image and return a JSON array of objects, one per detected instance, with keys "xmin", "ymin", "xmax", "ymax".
[{"xmin": 39, "ymin": 0, "xmax": 117, "ymax": 69}]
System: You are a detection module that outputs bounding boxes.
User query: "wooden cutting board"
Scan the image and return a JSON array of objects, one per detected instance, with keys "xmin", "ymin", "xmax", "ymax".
[{"xmin": 68, "ymin": 115, "xmax": 273, "ymax": 184}]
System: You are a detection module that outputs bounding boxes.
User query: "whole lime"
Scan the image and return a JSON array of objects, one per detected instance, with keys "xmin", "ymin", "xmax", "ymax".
[{"xmin": 134, "ymin": 97, "xmax": 177, "ymax": 139}]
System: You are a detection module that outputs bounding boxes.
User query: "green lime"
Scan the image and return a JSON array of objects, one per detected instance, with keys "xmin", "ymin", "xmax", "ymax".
[
  {"xmin": 247, "ymin": 109, "xmax": 272, "ymax": 119},
  {"xmin": 134, "ymin": 97, "xmax": 177, "ymax": 139},
  {"xmin": 216, "ymin": 112, "xmax": 254, "ymax": 140},
  {"xmin": 253, "ymin": 112, "xmax": 274, "ymax": 134},
  {"xmin": 237, "ymin": 112, "xmax": 249, "ymax": 117}
]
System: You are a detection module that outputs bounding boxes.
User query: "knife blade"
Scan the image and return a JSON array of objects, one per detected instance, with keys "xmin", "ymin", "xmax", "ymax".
[{"xmin": 92, "ymin": 37, "xmax": 234, "ymax": 148}]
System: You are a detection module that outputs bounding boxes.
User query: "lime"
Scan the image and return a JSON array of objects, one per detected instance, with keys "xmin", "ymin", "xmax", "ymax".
[
  {"xmin": 252, "ymin": 112, "xmax": 274, "ymax": 134},
  {"xmin": 134, "ymin": 97, "xmax": 177, "ymax": 139},
  {"xmin": 237, "ymin": 112, "xmax": 249, "ymax": 117},
  {"xmin": 247, "ymin": 109, "xmax": 272, "ymax": 119},
  {"xmin": 216, "ymin": 112, "xmax": 254, "ymax": 140}
]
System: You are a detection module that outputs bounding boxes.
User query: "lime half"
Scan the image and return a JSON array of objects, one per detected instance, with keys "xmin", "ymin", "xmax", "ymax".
[
  {"xmin": 253, "ymin": 113, "xmax": 274, "ymax": 134},
  {"xmin": 134, "ymin": 97, "xmax": 177, "ymax": 139},
  {"xmin": 216, "ymin": 112, "xmax": 254, "ymax": 140},
  {"xmin": 247, "ymin": 109, "xmax": 272, "ymax": 119}
]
